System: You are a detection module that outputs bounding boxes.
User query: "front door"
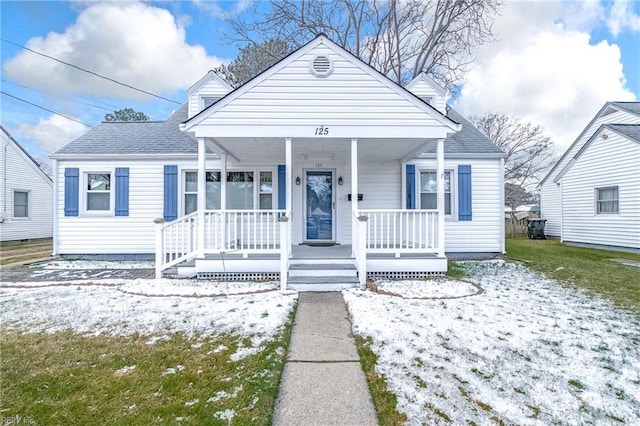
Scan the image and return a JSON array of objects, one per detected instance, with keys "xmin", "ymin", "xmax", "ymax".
[{"xmin": 305, "ymin": 170, "xmax": 334, "ymax": 242}]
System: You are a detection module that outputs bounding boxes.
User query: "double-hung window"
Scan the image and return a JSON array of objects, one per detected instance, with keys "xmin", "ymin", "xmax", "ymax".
[
  {"xmin": 420, "ymin": 170, "xmax": 451, "ymax": 214},
  {"xmin": 13, "ymin": 190, "xmax": 29, "ymax": 218},
  {"xmin": 86, "ymin": 173, "xmax": 111, "ymax": 211},
  {"xmin": 184, "ymin": 171, "xmax": 222, "ymax": 214},
  {"xmin": 259, "ymin": 172, "xmax": 273, "ymax": 209},
  {"xmin": 596, "ymin": 186, "xmax": 618, "ymax": 214},
  {"xmin": 227, "ymin": 172, "xmax": 254, "ymax": 209}
]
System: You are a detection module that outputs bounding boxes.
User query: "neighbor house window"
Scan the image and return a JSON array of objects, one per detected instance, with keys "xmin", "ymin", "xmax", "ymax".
[
  {"xmin": 86, "ymin": 173, "xmax": 111, "ymax": 211},
  {"xmin": 420, "ymin": 171, "xmax": 451, "ymax": 214},
  {"xmin": 13, "ymin": 190, "xmax": 28, "ymax": 218},
  {"xmin": 184, "ymin": 171, "xmax": 221, "ymax": 214},
  {"xmin": 596, "ymin": 186, "xmax": 618, "ymax": 214},
  {"xmin": 259, "ymin": 172, "xmax": 273, "ymax": 209},
  {"xmin": 227, "ymin": 171, "xmax": 254, "ymax": 209}
]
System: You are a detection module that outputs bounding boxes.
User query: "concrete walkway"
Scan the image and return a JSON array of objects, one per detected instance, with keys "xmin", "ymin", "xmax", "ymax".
[{"xmin": 273, "ymin": 292, "xmax": 378, "ymax": 426}]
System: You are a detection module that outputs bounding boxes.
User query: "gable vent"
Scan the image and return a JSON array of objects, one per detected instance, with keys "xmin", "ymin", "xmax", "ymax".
[{"xmin": 310, "ymin": 55, "xmax": 333, "ymax": 77}]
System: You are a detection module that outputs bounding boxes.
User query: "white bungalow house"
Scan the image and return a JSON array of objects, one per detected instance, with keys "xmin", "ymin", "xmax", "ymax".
[
  {"xmin": 539, "ymin": 102, "xmax": 640, "ymax": 252},
  {"xmin": 1, "ymin": 125, "xmax": 53, "ymax": 241},
  {"xmin": 50, "ymin": 35, "xmax": 506, "ymax": 289}
]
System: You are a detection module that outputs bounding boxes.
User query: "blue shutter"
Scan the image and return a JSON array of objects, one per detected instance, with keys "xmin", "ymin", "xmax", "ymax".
[
  {"xmin": 163, "ymin": 165, "xmax": 178, "ymax": 221},
  {"xmin": 115, "ymin": 167, "xmax": 129, "ymax": 216},
  {"xmin": 277, "ymin": 165, "xmax": 286, "ymax": 210},
  {"xmin": 458, "ymin": 164, "xmax": 472, "ymax": 221},
  {"xmin": 64, "ymin": 168, "xmax": 79, "ymax": 217},
  {"xmin": 406, "ymin": 164, "xmax": 416, "ymax": 209}
]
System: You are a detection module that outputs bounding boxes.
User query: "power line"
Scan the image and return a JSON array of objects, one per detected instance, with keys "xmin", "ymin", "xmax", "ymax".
[
  {"xmin": 2, "ymin": 38, "xmax": 182, "ymax": 105},
  {"xmin": 1, "ymin": 91, "xmax": 92, "ymax": 127},
  {"xmin": 1, "ymin": 78, "xmax": 115, "ymax": 112}
]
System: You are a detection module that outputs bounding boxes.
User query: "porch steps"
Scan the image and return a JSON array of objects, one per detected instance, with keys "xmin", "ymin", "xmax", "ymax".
[{"xmin": 286, "ymin": 260, "xmax": 359, "ymax": 291}]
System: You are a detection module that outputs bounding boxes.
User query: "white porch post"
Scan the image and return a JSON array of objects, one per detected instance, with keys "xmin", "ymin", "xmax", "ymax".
[
  {"xmin": 220, "ymin": 153, "xmax": 227, "ymax": 249},
  {"xmin": 436, "ymin": 138, "xmax": 446, "ymax": 257},
  {"xmin": 285, "ymin": 138, "xmax": 292, "ymax": 257},
  {"xmin": 197, "ymin": 137, "xmax": 206, "ymax": 258},
  {"xmin": 351, "ymin": 138, "xmax": 358, "ymax": 256}
]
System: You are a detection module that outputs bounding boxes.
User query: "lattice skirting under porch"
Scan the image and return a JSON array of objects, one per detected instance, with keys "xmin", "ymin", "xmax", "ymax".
[
  {"xmin": 197, "ymin": 272, "xmax": 280, "ymax": 281},
  {"xmin": 367, "ymin": 271, "xmax": 445, "ymax": 279}
]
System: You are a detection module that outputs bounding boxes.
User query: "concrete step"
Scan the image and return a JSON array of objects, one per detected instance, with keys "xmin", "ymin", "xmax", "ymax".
[
  {"xmin": 289, "ymin": 263, "xmax": 357, "ymax": 277},
  {"xmin": 290, "ymin": 258, "xmax": 354, "ymax": 265},
  {"xmin": 287, "ymin": 276, "xmax": 360, "ymax": 292}
]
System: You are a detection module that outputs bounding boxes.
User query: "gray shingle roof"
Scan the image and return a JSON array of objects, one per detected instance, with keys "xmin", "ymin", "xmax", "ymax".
[
  {"xmin": 53, "ymin": 103, "xmax": 503, "ymax": 158},
  {"xmin": 611, "ymin": 102, "xmax": 640, "ymax": 116},
  {"xmin": 52, "ymin": 103, "xmax": 197, "ymax": 156},
  {"xmin": 422, "ymin": 108, "xmax": 505, "ymax": 156},
  {"xmin": 608, "ymin": 123, "xmax": 640, "ymax": 143}
]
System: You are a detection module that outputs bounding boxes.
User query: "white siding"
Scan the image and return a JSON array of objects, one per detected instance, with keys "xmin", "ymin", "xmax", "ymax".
[
  {"xmin": 196, "ymin": 45, "xmax": 450, "ymax": 129},
  {"xmin": 541, "ymin": 108, "xmax": 640, "ymax": 237},
  {"xmin": 405, "ymin": 79, "xmax": 446, "ymax": 114},
  {"xmin": 0, "ymin": 132, "xmax": 53, "ymax": 241},
  {"xmin": 562, "ymin": 132, "xmax": 640, "ymax": 249},
  {"xmin": 188, "ymin": 78, "xmax": 231, "ymax": 118}
]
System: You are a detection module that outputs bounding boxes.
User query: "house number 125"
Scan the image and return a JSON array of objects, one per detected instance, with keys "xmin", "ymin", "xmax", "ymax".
[{"xmin": 314, "ymin": 126, "xmax": 329, "ymax": 135}]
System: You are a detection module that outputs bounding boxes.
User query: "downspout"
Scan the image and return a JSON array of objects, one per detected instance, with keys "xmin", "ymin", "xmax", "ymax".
[
  {"xmin": 499, "ymin": 157, "xmax": 505, "ymax": 254},
  {"xmin": 2, "ymin": 141, "xmax": 7, "ymax": 221},
  {"xmin": 52, "ymin": 159, "xmax": 58, "ymax": 255},
  {"xmin": 559, "ymin": 180, "xmax": 564, "ymax": 242}
]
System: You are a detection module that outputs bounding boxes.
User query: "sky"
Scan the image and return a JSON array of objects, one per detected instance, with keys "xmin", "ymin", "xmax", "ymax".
[{"xmin": 1, "ymin": 0, "xmax": 639, "ymax": 166}]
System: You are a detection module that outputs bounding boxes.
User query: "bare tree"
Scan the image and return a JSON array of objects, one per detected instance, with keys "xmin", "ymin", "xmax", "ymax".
[
  {"xmin": 104, "ymin": 108, "xmax": 149, "ymax": 122},
  {"xmin": 225, "ymin": 0, "xmax": 501, "ymax": 87},
  {"xmin": 473, "ymin": 113, "xmax": 556, "ymax": 206},
  {"xmin": 215, "ymin": 39, "xmax": 293, "ymax": 87}
]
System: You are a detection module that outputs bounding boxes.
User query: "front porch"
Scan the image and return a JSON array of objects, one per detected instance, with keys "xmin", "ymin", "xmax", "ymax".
[{"xmin": 156, "ymin": 208, "xmax": 447, "ymax": 289}]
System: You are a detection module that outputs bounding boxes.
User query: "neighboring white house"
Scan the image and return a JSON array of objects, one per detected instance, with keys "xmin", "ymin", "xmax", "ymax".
[
  {"xmin": 539, "ymin": 102, "xmax": 640, "ymax": 251},
  {"xmin": 0, "ymin": 125, "xmax": 53, "ymax": 241},
  {"xmin": 50, "ymin": 35, "xmax": 506, "ymax": 286}
]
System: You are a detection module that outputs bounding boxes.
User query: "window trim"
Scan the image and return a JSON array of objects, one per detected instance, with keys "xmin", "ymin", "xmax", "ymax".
[
  {"xmin": 181, "ymin": 167, "xmax": 278, "ymax": 213},
  {"xmin": 200, "ymin": 96, "xmax": 221, "ymax": 111},
  {"xmin": 418, "ymin": 168, "xmax": 456, "ymax": 218},
  {"xmin": 12, "ymin": 189, "xmax": 30, "ymax": 220},
  {"xmin": 595, "ymin": 185, "xmax": 619, "ymax": 215},
  {"xmin": 82, "ymin": 170, "xmax": 114, "ymax": 216}
]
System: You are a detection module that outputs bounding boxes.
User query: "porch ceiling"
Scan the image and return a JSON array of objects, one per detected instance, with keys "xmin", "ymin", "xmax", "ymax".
[{"xmin": 207, "ymin": 137, "xmax": 437, "ymax": 163}]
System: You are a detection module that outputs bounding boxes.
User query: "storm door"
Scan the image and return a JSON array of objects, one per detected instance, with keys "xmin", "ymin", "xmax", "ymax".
[{"xmin": 305, "ymin": 171, "xmax": 335, "ymax": 242}]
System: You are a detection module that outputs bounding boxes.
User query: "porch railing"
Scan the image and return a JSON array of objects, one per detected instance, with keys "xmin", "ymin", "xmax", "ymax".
[
  {"xmin": 203, "ymin": 210, "xmax": 286, "ymax": 253},
  {"xmin": 155, "ymin": 209, "xmax": 288, "ymax": 279},
  {"xmin": 358, "ymin": 209, "xmax": 439, "ymax": 253}
]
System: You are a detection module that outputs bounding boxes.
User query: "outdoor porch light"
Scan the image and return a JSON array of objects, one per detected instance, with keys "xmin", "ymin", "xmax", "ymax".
[
  {"xmin": 295, "ymin": 176, "xmax": 301, "ymax": 185},
  {"xmin": 338, "ymin": 176, "xmax": 343, "ymax": 185}
]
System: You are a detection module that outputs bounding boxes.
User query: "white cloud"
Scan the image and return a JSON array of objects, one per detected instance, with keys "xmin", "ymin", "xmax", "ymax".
[
  {"xmin": 456, "ymin": 1, "xmax": 636, "ymax": 155},
  {"xmin": 17, "ymin": 115, "xmax": 88, "ymax": 154},
  {"xmin": 3, "ymin": 2, "xmax": 226, "ymax": 101},
  {"xmin": 608, "ymin": 0, "xmax": 640, "ymax": 37}
]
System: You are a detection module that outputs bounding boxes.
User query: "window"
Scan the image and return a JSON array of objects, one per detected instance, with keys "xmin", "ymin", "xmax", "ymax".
[
  {"xmin": 596, "ymin": 186, "xmax": 618, "ymax": 214},
  {"xmin": 184, "ymin": 172, "xmax": 197, "ymax": 214},
  {"xmin": 202, "ymin": 96, "xmax": 221, "ymax": 110},
  {"xmin": 421, "ymin": 96, "xmax": 433, "ymax": 106},
  {"xmin": 86, "ymin": 173, "xmax": 111, "ymax": 211},
  {"xmin": 184, "ymin": 171, "xmax": 221, "ymax": 214},
  {"xmin": 420, "ymin": 171, "xmax": 451, "ymax": 214},
  {"xmin": 259, "ymin": 172, "xmax": 273, "ymax": 209},
  {"xmin": 227, "ymin": 172, "xmax": 254, "ymax": 209},
  {"xmin": 13, "ymin": 190, "xmax": 28, "ymax": 218}
]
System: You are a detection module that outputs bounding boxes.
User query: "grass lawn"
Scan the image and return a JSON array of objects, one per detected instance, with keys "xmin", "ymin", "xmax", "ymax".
[
  {"xmin": 505, "ymin": 238, "xmax": 640, "ymax": 310},
  {"xmin": 1, "ymin": 278, "xmax": 298, "ymax": 425},
  {"xmin": 0, "ymin": 238, "xmax": 53, "ymax": 266},
  {"xmin": 1, "ymin": 327, "xmax": 292, "ymax": 425}
]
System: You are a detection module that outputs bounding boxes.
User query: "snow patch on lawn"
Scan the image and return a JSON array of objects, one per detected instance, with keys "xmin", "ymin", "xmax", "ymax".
[
  {"xmin": 344, "ymin": 260, "xmax": 640, "ymax": 425},
  {"xmin": 38, "ymin": 259, "xmax": 154, "ymax": 269},
  {"xmin": 1, "ymin": 279, "xmax": 297, "ymax": 350},
  {"xmin": 376, "ymin": 278, "xmax": 479, "ymax": 298},
  {"xmin": 114, "ymin": 365, "xmax": 136, "ymax": 376}
]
